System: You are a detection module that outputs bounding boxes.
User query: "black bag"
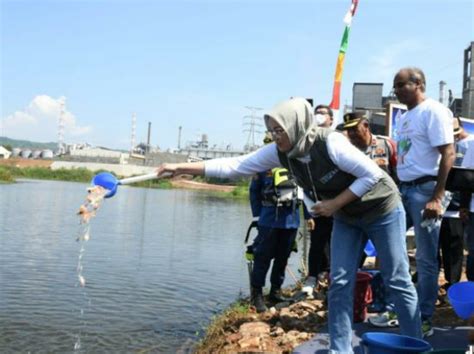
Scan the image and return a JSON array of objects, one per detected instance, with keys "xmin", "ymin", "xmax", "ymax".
[{"xmin": 446, "ymin": 166, "xmax": 474, "ymax": 193}]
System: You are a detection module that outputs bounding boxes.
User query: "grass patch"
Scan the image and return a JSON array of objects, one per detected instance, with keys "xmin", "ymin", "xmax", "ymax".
[
  {"xmin": 230, "ymin": 183, "xmax": 249, "ymax": 198},
  {"xmin": 4, "ymin": 166, "xmax": 96, "ymax": 182},
  {"xmin": 135, "ymin": 178, "xmax": 173, "ymax": 189},
  {"xmin": 0, "ymin": 166, "xmax": 14, "ymax": 183},
  {"xmin": 201, "ymin": 179, "xmax": 250, "ymax": 199},
  {"xmin": 194, "ymin": 299, "xmax": 252, "ymax": 354}
]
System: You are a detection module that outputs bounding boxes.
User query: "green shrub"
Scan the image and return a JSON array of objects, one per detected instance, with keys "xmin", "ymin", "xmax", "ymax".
[{"xmin": 0, "ymin": 166, "xmax": 14, "ymax": 182}]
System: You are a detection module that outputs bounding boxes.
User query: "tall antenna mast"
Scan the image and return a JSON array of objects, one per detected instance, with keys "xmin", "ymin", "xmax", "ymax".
[
  {"xmin": 243, "ymin": 106, "xmax": 263, "ymax": 152},
  {"xmin": 130, "ymin": 113, "xmax": 137, "ymax": 153},
  {"xmin": 58, "ymin": 98, "xmax": 66, "ymax": 154}
]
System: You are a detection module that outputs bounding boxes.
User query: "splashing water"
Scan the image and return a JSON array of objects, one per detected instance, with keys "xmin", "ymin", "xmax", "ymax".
[
  {"xmin": 76, "ymin": 185, "xmax": 108, "ymax": 286},
  {"xmin": 74, "ymin": 185, "xmax": 108, "ymax": 351},
  {"xmin": 77, "ymin": 185, "xmax": 108, "ymax": 225}
]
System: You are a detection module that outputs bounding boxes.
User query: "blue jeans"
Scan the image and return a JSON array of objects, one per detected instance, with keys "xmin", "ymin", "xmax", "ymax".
[
  {"xmin": 329, "ymin": 203, "xmax": 421, "ymax": 353},
  {"xmin": 251, "ymin": 226, "xmax": 297, "ymax": 289},
  {"xmin": 400, "ymin": 181, "xmax": 440, "ymax": 320}
]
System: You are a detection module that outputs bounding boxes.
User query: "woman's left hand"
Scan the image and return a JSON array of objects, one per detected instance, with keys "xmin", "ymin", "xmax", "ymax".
[{"xmin": 313, "ymin": 199, "xmax": 339, "ymax": 217}]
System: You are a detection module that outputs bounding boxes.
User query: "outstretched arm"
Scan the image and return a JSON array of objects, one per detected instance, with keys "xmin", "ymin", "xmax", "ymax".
[
  {"xmin": 156, "ymin": 143, "xmax": 281, "ymax": 179},
  {"xmin": 156, "ymin": 162, "xmax": 205, "ymax": 178}
]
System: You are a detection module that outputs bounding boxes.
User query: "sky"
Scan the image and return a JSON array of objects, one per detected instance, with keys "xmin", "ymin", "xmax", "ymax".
[{"xmin": 1, "ymin": 0, "xmax": 473, "ymax": 151}]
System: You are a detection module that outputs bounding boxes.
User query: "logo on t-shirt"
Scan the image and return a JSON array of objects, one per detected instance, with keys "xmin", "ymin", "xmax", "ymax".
[
  {"xmin": 397, "ymin": 119, "xmax": 412, "ymax": 165},
  {"xmin": 398, "ymin": 137, "xmax": 412, "ymax": 165}
]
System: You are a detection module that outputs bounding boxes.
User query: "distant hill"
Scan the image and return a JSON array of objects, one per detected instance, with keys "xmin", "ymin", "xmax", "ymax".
[{"xmin": 0, "ymin": 136, "xmax": 57, "ymax": 150}]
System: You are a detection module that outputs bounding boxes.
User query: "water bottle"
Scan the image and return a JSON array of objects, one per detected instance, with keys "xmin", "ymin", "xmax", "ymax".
[{"xmin": 420, "ymin": 192, "xmax": 452, "ymax": 232}]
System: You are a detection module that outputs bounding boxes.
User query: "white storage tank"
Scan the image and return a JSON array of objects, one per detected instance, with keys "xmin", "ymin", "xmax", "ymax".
[
  {"xmin": 41, "ymin": 150, "xmax": 53, "ymax": 159},
  {"xmin": 20, "ymin": 149, "xmax": 32, "ymax": 158},
  {"xmin": 12, "ymin": 148, "xmax": 21, "ymax": 157},
  {"xmin": 32, "ymin": 150, "xmax": 42, "ymax": 159}
]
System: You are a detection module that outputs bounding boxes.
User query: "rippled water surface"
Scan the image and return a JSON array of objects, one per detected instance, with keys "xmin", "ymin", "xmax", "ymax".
[{"xmin": 0, "ymin": 180, "xmax": 305, "ymax": 353}]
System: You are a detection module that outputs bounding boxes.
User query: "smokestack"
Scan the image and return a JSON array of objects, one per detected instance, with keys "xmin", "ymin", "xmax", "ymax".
[
  {"xmin": 178, "ymin": 126, "xmax": 182, "ymax": 149},
  {"xmin": 439, "ymin": 80, "xmax": 446, "ymax": 105},
  {"xmin": 130, "ymin": 113, "xmax": 136, "ymax": 153},
  {"xmin": 147, "ymin": 122, "xmax": 151, "ymax": 153}
]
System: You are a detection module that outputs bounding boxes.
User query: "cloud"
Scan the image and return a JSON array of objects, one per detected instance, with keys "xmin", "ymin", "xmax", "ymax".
[{"xmin": 1, "ymin": 95, "xmax": 92, "ymax": 142}]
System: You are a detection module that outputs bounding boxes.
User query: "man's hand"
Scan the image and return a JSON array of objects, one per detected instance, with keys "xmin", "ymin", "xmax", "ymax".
[
  {"xmin": 306, "ymin": 218, "xmax": 315, "ymax": 231},
  {"xmin": 422, "ymin": 198, "xmax": 443, "ymax": 220}
]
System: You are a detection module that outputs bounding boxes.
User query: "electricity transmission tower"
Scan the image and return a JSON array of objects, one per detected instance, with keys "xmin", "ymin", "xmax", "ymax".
[
  {"xmin": 243, "ymin": 106, "xmax": 263, "ymax": 152},
  {"xmin": 130, "ymin": 113, "xmax": 137, "ymax": 153},
  {"xmin": 57, "ymin": 98, "xmax": 66, "ymax": 155}
]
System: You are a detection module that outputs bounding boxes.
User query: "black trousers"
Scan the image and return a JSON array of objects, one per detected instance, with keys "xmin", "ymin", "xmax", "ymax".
[
  {"xmin": 308, "ymin": 216, "xmax": 333, "ymax": 277},
  {"xmin": 438, "ymin": 217, "xmax": 464, "ymax": 285},
  {"xmin": 251, "ymin": 226, "xmax": 297, "ymax": 289}
]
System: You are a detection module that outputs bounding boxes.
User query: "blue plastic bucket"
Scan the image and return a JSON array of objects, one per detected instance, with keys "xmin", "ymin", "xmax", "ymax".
[
  {"xmin": 361, "ymin": 332, "xmax": 432, "ymax": 354},
  {"xmin": 91, "ymin": 172, "xmax": 118, "ymax": 198},
  {"xmin": 447, "ymin": 281, "xmax": 474, "ymax": 320}
]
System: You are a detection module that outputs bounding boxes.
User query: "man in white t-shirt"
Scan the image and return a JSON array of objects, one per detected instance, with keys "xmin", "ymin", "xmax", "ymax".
[
  {"xmin": 460, "ymin": 140, "xmax": 474, "ymax": 282},
  {"xmin": 393, "ymin": 67, "xmax": 455, "ymax": 337}
]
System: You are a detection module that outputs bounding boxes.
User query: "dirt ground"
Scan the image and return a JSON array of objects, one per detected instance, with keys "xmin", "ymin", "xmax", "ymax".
[
  {"xmin": 0, "ymin": 157, "xmax": 53, "ymax": 168},
  {"xmin": 194, "ymin": 262, "xmax": 473, "ymax": 353},
  {"xmin": 170, "ymin": 176, "xmax": 236, "ymax": 192}
]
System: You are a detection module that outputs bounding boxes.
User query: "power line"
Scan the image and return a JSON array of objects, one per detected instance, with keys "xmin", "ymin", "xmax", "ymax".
[{"xmin": 242, "ymin": 106, "xmax": 263, "ymax": 152}]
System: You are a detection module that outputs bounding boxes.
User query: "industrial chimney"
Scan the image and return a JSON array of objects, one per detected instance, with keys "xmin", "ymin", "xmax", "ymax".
[
  {"xmin": 147, "ymin": 122, "xmax": 151, "ymax": 153},
  {"xmin": 439, "ymin": 80, "xmax": 447, "ymax": 105}
]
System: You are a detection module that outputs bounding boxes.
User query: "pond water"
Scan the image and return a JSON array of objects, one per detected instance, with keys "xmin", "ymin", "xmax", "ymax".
[{"xmin": 0, "ymin": 179, "xmax": 306, "ymax": 352}]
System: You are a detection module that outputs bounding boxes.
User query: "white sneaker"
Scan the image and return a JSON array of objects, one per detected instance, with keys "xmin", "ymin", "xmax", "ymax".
[
  {"xmin": 367, "ymin": 311, "xmax": 399, "ymax": 328},
  {"xmin": 302, "ymin": 276, "xmax": 317, "ymax": 296}
]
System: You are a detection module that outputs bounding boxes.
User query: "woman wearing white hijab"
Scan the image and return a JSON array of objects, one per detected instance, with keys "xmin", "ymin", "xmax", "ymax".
[{"xmin": 157, "ymin": 97, "xmax": 421, "ymax": 353}]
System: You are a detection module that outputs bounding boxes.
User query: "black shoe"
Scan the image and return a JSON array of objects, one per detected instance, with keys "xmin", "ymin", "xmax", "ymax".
[
  {"xmin": 268, "ymin": 286, "xmax": 286, "ymax": 303},
  {"xmin": 251, "ymin": 287, "xmax": 267, "ymax": 313}
]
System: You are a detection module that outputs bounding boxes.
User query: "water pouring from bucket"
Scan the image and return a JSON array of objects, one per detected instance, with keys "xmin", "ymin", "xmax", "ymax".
[
  {"xmin": 79, "ymin": 171, "xmax": 171, "ymax": 224},
  {"xmin": 74, "ymin": 170, "xmax": 170, "ymax": 351}
]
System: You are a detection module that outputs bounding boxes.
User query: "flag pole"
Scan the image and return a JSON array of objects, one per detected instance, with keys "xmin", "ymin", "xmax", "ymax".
[{"xmin": 329, "ymin": 0, "xmax": 359, "ymax": 126}]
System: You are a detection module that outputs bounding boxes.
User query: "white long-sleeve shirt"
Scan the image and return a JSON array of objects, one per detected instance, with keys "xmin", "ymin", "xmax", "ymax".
[{"xmin": 205, "ymin": 132, "xmax": 382, "ymax": 198}]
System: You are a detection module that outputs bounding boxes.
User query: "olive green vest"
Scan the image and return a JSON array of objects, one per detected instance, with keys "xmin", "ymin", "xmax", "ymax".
[{"xmin": 277, "ymin": 129, "xmax": 399, "ymax": 222}]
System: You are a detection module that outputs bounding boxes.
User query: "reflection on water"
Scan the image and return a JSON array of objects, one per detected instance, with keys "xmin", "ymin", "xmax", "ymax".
[{"xmin": 0, "ymin": 179, "xmax": 304, "ymax": 352}]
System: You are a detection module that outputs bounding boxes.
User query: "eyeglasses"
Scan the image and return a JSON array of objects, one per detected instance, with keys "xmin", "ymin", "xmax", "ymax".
[
  {"xmin": 315, "ymin": 110, "xmax": 329, "ymax": 115},
  {"xmin": 268, "ymin": 127, "xmax": 286, "ymax": 137},
  {"xmin": 393, "ymin": 80, "xmax": 414, "ymax": 89}
]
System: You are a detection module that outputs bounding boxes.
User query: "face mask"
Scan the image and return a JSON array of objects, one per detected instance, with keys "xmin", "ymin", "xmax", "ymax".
[{"xmin": 314, "ymin": 114, "xmax": 327, "ymax": 126}]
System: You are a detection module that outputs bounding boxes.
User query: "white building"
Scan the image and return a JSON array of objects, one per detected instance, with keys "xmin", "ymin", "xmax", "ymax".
[
  {"xmin": 70, "ymin": 147, "xmax": 122, "ymax": 158},
  {"xmin": 0, "ymin": 146, "xmax": 12, "ymax": 159}
]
